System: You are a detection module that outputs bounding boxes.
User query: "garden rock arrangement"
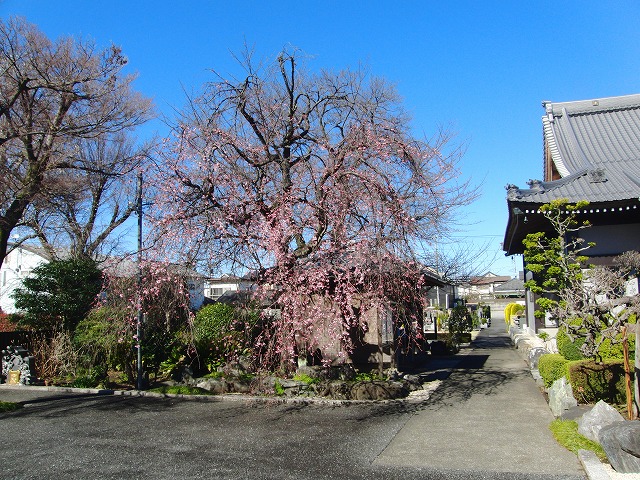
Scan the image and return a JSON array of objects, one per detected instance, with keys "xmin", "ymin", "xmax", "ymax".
[
  {"xmin": 547, "ymin": 377, "xmax": 577, "ymax": 417},
  {"xmin": 177, "ymin": 363, "xmax": 428, "ymax": 401},
  {"xmin": 598, "ymin": 420, "xmax": 640, "ymax": 474},
  {"xmin": 577, "ymin": 400, "xmax": 624, "ymax": 443}
]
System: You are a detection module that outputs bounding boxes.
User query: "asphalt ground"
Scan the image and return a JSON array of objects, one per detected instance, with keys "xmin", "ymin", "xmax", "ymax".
[{"xmin": 0, "ymin": 322, "xmax": 586, "ymax": 480}]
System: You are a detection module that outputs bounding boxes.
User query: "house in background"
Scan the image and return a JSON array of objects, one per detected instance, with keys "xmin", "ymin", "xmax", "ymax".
[
  {"xmin": 457, "ymin": 272, "xmax": 512, "ymax": 302},
  {"xmin": 424, "ymin": 283, "xmax": 455, "ymax": 310},
  {"xmin": 503, "ymin": 94, "xmax": 640, "ymax": 332},
  {"xmin": 204, "ymin": 274, "xmax": 254, "ymax": 303},
  {"xmin": 0, "ymin": 245, "xmax": 52, "ymax": 314},
  {"xmin": 102, "ymin": 257, "xmax": 205, "ymax": 311},
  {"xmin": 1, "ymin": 248, "xmax": 206, "ymax": 314},
  {"xmin": 493, "ymin": 275, "xmax": 525, "ymax": 299}
]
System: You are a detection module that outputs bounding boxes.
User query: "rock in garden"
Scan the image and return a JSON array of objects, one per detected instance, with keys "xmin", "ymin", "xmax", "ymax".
[
  {"xmin": 548, "ymin": 377, "xmax": 577, "ymax": 417},
  {"xmin": 598, "ymin": 421, "xmax": 640, "ymax": 473},
  {"xmin": 350, "ymin": 381, "xmax": 408, "ymax": 401},
  {"xmin": 228, "ymin": 379, "xmax": 252, "ymax": 394},
  {"xmin": 402, "ymin": 374, "xmax": 422, "ymax": 391},
  {"xmin": 328, "ymin": 381, "xmax": 352, "ymax": 399},
  {"xmin": 196, "ymin": 378, "xmax": 228, "ymax": 395},
  {"xmin": 528, "ymin": 347, "xmax": 547, "ymax": 369},
  {"xmin": 577, "ymin": 400, "xmax": 624, "ymax": 443}
]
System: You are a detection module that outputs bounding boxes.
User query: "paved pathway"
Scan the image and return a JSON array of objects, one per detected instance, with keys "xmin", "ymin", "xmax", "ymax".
[{"xmin": 376, "ymin": 321, "xmax": 585, "ymax": 477}]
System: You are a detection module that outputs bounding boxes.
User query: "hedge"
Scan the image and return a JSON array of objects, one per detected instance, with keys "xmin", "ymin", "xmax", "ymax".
[
  {"xmin": 567, "ymin": 360, "xmax": 627, "ymax": 405},
  {"xmin": 556, "ymin": 323, "xmax": 636, "ymax": 362},
  {"xmin": 538, "ymin": 354, "xmax": 570, "ymax": 388}
]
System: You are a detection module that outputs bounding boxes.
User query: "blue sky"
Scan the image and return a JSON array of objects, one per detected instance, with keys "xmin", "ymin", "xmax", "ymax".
[{"xmin": 2, "ymin": 1, "xmax": 639, "ymax": 277}]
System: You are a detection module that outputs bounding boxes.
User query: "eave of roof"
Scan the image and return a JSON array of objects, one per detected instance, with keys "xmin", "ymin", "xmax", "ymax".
[
  {"xmin": 504, "ymin": 93, "xmax": 640, "ymax": 256},
  {"xmin": 503, "ymin": 197, "xmax": 640, "ymax": 256}
]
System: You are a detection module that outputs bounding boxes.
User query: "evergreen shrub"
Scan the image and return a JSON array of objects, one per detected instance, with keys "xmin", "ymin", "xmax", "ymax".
[
  {"xmin": 567, "ymin": 360, "xmax": 627, "ymax": 404},
  {"xmin": 556, "ymin": 327, "xmax": 586, "ymax": 361},
  {"xmin": 538, "ymin": 353, "xmax": 570, "ymax": 388}
]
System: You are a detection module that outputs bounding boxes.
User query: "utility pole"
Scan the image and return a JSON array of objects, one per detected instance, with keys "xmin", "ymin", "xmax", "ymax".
[{"xmin": 136, "ymin": 172, "xmax": 144, "ymax": 391}]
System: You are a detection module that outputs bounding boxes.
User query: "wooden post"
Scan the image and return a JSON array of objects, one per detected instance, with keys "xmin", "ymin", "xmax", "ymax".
[
  {"xmin": 635, "ymin": 323, "xmax": 639, "ymax": 420},
  {"xmin": 622, "ymin": 327, "xmax": 633, "ymax": 420}
]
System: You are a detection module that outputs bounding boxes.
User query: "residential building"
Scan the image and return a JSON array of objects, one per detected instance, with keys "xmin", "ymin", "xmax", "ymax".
[
  {"xmin": 1, "ymin": 249, "xmax": 206, "ymax": 314},
  {"xmin": 203, "ymin": 274, "xmax": 253, "ymax": 303},
  {"xmin": 503, "ymin": 94, "xmax": 640, "ymax": 331},
  {"xmin": 493, "ymin": 276, "xmax": 525, "ymax": 298},
  {"xmin": 0, "ymin": 245, "xmax": 51, "ymax": 314},
  {"xmin": 457, "ymin": 272, "xmax": 512, "ymax": 301},
  {"xmin": 102, "ymin": 257, "xmax": 205, "ymax": 311}
]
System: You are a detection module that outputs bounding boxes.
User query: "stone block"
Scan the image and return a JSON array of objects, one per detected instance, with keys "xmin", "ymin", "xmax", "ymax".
[
  {"xmin": 599, "ymin": 421, "xmax": 640, "ymax": 473},
  {"xmin": 548, "ymin": 377, "xmax": 577, "ymax": 417},
  {"xmin": 528, "ymin": 347, "xmax": 547, "ymax": 369},
  {"xmin": 577, "ymin": 400, "xmax": 624, "ymax": 443}
]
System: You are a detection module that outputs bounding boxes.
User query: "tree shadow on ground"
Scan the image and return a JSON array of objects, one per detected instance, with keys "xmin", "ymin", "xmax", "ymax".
[{"xmin": 1, "ymin": 392, "xmax": 194, "ymax": 419}]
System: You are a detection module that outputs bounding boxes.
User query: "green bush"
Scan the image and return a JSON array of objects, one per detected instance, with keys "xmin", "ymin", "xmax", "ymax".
[
  {"xmin": 556, "ymin": 327, "xmax": 586, "ymax": 361},
  {"xmin": 74, "ymin": 307, "xmax": 135, "ymax": 379},
  {"xmin": 598, "ymin": 335, "xmax": 635, "ymax": 361},
  {"xmin": 598, "ymin": 315, "xmax": 635, "ymax": 361},
  {"xmin": 148, "ymin": 385, "xmax": 212, "ymax": 395},
  {"xmin": 12, "ymin": 258, "xmax": 103, "ymax": 331},
  {"xmin": 194, "ymin": 304, "xmax": 236, "ymax": 343},
  {"xmin": 447, "ymin": 305, "xmax": 473, "ymax": 343},
  {"xmin": 538, "ymin": 354, "xmax": 570, "ymax": 388},
  {"xmin": 194, "ymin": 303, "xmax": 251, "ymax": 366},
  {"xmin": 567, "ymin": 360, "xmax": 627, "ymax": 404}
]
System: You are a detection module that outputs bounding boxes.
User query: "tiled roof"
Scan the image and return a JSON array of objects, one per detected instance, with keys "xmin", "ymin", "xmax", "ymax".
[
  {"xmin": 469, "ymin": 275, "xmax": 511, "ymax": 286},
  {"xmin": 506, "ymin": 166, "xmax": 640, "ymax": 204},
  {"xmin": 503, "ymin": 94, "xmax": 640, "ymax": 256},
  {"xmin": 508, "ymin": 94, "xmax": 640, "ymax": 204},
  {"xmin": 494, "ymin": 277, "xmax": 524, "ymax": 293}
]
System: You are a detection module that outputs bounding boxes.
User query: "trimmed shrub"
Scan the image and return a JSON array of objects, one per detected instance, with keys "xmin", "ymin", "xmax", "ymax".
[
  {"xmin": 538, "ymin": 353, "xmax": 570, "ymax": 388},
  {"xmin": 598, "ymin": 335, "xmax": 635, "ymax": 362},
  {"xmin": 598, "ymin": 315, "xmax": 636, "ymax": 361},
  {"xmin": 567, "ymin": 360, "xmax": 627, "ymax": 405},
  {"xmin": 194, "ymin": 303, "xmax": 236, "ymax": 349},
  {"xmin": 193, "ymin": 303, "xmax": 258, "ymax": 367},
  {"xmin": 448, "ymin": 306, "xmax": 473, "ymax": 336},
  {"xmin": 556, "ymin": 317, "xmax": 635, "ymax": 362},
  {"xmin": 556, "ymin": 327, "xmax": 586, "ymax": 361}
]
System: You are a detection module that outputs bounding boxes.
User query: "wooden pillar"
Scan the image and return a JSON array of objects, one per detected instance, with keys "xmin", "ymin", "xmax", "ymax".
[{"xmin": 635, "ymin": 323, "xmax": 639, "ymax": 419}]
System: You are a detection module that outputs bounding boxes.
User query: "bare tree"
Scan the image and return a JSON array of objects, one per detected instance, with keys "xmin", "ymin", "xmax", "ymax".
[
  {"xmin": 25, "ymin": 133, "xmax": 153, "ymax": 260},
  {"xmin": 0, "ymin": 17, "xmax": 152, "ymax": 267}
]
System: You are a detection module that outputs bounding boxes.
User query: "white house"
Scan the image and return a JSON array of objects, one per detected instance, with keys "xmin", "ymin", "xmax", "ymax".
[
  {"xmin": 457, "ymin": 272, "xmax": 512, "ymax": 301},
  {"xmin": 204, "ymin": 274, "xmax": 254, "ymax": 302},
  {"xmin": 0, "ymin": 245, "xmax": 51, "ymax": 314},
  {"xmin": 1, "ymin": 248, "xmax": 206, "ymax": 314}
]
